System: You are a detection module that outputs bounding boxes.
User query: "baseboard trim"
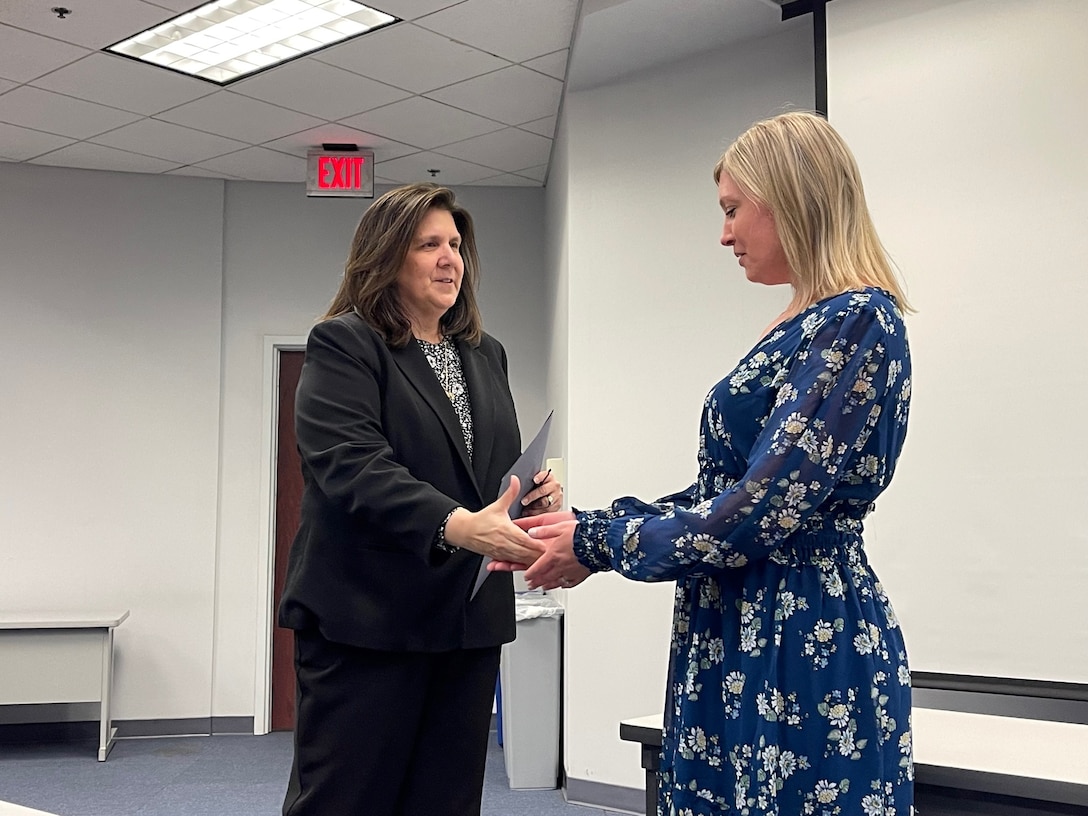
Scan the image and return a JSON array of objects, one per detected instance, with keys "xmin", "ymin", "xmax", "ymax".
[
  {"xmin": 0, "ymin": 716, "xmax": 256, "ymax": 744},
  {"xmin": 916, "ymin": 767, "xmax": 1088, "ymax": 809},
  {"xmin": 565, "ymin": 776, "xmax": 645, "ymax": 815},
  {"xmin": 917, "ymin": 782, "xmax": 1088, "ymax": 816}
]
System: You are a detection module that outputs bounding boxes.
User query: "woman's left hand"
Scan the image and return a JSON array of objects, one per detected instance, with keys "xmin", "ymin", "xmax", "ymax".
[{"xmin": 520, "ymin": 469, "xmax": 563, "ymax": 517}]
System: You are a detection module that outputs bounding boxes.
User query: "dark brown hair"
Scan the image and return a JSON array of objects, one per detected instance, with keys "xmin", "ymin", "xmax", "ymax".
[{"xmin": 323, "ymin": 183, "xmax": 484, "ymax": 346}]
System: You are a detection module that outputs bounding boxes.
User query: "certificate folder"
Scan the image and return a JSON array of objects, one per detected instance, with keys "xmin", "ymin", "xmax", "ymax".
[{"xmin": 470, "ymin": 410, "xmax": 553, "ymax": 600}]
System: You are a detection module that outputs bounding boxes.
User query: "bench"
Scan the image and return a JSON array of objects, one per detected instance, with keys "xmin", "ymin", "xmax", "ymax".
[
  {"xmin": 0, "ymin": 612, "xmax": 129, "ymax": 761},
  {"xmin": 620, "ymin": 707, "xmax": 1088, "ymax": 813}
]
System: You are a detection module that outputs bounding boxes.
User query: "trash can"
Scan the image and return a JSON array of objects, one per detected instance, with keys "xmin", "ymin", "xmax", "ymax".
[{"xmin": 499, "ymin": 592, "xmax": 564, "ymax": 789}]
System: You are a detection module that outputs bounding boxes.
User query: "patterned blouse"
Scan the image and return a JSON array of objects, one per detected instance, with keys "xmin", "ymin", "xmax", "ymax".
[
  {"xmin": 417, "ymin": 336, "xmax": 473, "ymax": 458},
  {"xmin": 574, "ymin": 288, "xmax": 913, "ymax": 816}
]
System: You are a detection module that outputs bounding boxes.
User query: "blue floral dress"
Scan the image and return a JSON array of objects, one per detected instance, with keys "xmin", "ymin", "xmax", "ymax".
[{"xmin": 574, "ymin": 288, "xmax": 913, "ymax": 816}]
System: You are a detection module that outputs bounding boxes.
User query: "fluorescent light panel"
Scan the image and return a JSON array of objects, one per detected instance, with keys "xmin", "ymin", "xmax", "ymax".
[{"xmin": 107, "ymin": 0, "xmax": 397, "ymax": 84}]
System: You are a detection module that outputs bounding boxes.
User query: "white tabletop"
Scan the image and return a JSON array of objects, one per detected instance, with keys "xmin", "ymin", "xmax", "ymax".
[
  {"xmin": 620, "ymin": 714, "xmax": 663, "ymax": 731},
  {"xmin": 913, "ymin": 707, "xmax": 1088, "ymax": 785},
  {"xmin": 0, "ymin": 611, "xmax": 129, "ymax": 630},
  {"xmin": 0, "ymin": 800, "xmax": 60, "ymax": 815}
]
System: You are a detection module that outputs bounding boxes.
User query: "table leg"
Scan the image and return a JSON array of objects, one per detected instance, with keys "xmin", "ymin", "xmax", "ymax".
[
  {"xmin": 98, "ymin": 627, "xmax": 116, "ymax": 761},
  {"xmin": 642, "ymin": 745, "xmax": 659, "ymax": 815}
]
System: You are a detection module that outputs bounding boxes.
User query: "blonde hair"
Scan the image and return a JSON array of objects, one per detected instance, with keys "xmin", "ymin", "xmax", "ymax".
[
  {"xmin": 714, "ymin": 111, "xmax": 912, "ymax": 312},
  {"xmin": 324, "ymin": 183, "xmax": 484, "ymax": 346}
]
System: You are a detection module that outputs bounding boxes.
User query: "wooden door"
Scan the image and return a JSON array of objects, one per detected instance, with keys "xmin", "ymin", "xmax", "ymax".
[{"xmin": 271, "ymin": 349, "xmax": 305, "ymax": 731}]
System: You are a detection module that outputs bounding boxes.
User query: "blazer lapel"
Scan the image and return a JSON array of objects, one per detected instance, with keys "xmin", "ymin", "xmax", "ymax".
[
  {"xmin": 457, "ymin": 340, "xmax": 498, "ymax": 491},
  {"xmin": 389, "ymin": 341, "xmax": 482, "ymax": 502}
]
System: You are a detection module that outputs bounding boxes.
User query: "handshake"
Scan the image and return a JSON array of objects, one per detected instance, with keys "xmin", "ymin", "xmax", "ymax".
[
  {"xmin": 495, "ymin": 513, "xmax": 592, "ymax": 591},
  {"xmin": 443, "ymin": 472, "xmax": 591, "ymax": 591},
  {"xmin": 499, "ymin": 472, "xmax": 592, "ymax": 591}
]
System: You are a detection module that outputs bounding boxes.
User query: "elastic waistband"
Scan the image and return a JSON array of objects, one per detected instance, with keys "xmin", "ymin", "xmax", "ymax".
[{"xmin": 771, "ymin": 530, "xmax": 865, "ymax": 564}]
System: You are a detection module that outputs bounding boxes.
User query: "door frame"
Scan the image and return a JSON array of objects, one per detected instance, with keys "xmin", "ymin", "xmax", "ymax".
[{"xmin": 254, "ymin": 334, "xmax": 307, "ymax": 735}]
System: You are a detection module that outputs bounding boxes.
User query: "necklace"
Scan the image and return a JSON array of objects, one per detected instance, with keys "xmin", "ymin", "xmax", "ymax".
[
  {"xmin": 419, "ymin": 336, "xmax": 456, "ymax": 400},
  {"xmin": 440, "ymin": 341, "xmax": 454, "ymax": 400}
]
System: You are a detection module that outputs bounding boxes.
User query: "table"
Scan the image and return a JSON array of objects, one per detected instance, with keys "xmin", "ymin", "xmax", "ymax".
[
  {"xmin": 622, "ymin": 708, "xmax": 1088, "ymax": 811},
  {"xmin": 0, "ymin": 612, "xmax": 129, "ymax": 761},
  {"xmin": 0, "ymin": 801, "xmax": 59, "ymax": 815},
  {"xmin": 912, "ymin": 707, "xmax": 1088, "ymax": 806},
  {"xmin": 619, "ymin": 714, "xmax": 662, "ymax": 816}
]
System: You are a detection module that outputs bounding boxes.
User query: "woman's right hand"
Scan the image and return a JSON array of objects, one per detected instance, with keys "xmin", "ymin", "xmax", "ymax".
[{"xmin": 442, "ymin": 476, "xmax": 546, "ymax": 564}]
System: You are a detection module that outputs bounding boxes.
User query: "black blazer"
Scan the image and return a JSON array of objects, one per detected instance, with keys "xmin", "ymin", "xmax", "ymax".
[{"xmin": 278, "ymin": 312, "xmax": 521, "ymax": 651}]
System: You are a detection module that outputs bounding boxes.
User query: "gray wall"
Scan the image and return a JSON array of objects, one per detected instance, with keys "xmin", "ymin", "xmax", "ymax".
[{"xmin": 0, "ymin": 163, "xmax": 547, "ymax": 724}]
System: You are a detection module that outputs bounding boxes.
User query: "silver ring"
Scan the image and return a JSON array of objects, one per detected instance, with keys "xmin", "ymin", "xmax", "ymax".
[
  {"xmin": 560, "ymin": 577, "xmax": 571, "ymax": 587},
  {"xmin": 546, "ymin": 494, "xmax": 554, "ymax": 506}
]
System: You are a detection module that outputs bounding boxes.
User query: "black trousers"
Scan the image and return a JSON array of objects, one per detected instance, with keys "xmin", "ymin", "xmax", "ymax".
[{"xmin": 282, "ymin": 629, "xmax": 501, "ymax": 816}]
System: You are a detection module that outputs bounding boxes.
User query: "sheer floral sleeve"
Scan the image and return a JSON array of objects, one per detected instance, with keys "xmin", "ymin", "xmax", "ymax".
[
  {"xmin": 572, "ymin": 296, "xmax": 909, "ymax": 581},
  {"xmin": 574, "ymin": 483, "xmax": 699, "ymax": 571}
]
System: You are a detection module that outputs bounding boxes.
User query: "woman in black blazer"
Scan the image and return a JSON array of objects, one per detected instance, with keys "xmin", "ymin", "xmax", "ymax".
[{"xmin": 279, "ymin": 183, "xmax": 561, "ymax": 816}]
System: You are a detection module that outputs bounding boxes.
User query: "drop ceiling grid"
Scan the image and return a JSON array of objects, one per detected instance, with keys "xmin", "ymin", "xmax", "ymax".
[
  {"xmin": 0, "ymin": 24, "xmax": 93, "ymax": 83},
  {"xmin": 0, "ymin": 0, "xmax": 179, "ymax": 49},
  {"xmin": 89, "ymin": 119, "xmax": 250, "ymax": 165},
  {"xmin": 0, "ymin": 0, "xmax": 577, "ymax": 184},
  {"xmin": 29, "ymin": 52, "xmax": 217, "ymax": 115},
  {"xmin": 376, "ymin": 148, "xmax": 502, "ymax": 185},
  {"xmin": 434, "ymin": 126, "xmax": 552, "ymax": 174}
]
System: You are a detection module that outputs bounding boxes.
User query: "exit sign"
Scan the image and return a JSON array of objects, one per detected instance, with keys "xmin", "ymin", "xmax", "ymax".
[{"xmin": 306, "ymin": 149, "xmax": 375, "ymax": 198}]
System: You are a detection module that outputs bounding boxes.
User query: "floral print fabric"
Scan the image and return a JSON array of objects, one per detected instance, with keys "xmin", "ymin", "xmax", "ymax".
[{"xmin": 574, "ymin": 288, "xmax": 913, "ymax": 815}]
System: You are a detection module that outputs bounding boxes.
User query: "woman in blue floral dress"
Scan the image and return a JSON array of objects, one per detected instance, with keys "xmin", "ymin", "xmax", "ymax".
[{"xmin": 497, "ymin": 112, "xmax": 914, "ymax": 815}]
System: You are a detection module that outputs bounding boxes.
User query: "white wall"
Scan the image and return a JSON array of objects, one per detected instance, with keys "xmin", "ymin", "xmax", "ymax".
[
  {"xmin": 556, "ymin": 26, "xmax": 814, "ymax": 790},
  {"xmin": 0, "ymin": 163, "xmax": 224, "ymax": 720},
  {"xmin": 827, "ymin": 0, "xmax": 1088, "ymax": 684},
  {"xmin": 543, "ymin": 100, "xmax": 570, "ymax": 483},
  {"xmin": 0, "ymin": 161, "xmax": 547, "ymax": 724}
]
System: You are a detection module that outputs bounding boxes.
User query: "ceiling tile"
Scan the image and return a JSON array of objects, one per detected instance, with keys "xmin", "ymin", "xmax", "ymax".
[
  {"xmin": 232, "ymin": 60, "xmax": 410, "ymax": 121},
  {"xmin": 30, "ymin": 141, "xmax": 180, "ymax": 174},
  {"xmin": 31, "ymin": 53, "xmax": 215, "ymax": 115},
  {"xmin": 2, "ymin": 0, "xmax": 176, "ymax": 49},
  {"xmin": 166, "ymin": 165, "xmax": 242, "ymax": 179},
  {"xmin": 340, "ymin": 96, "xmax": 503, "ymax": 150},
  {"xmin": 194, "ymin": 146, "xmax": 307, "ymax": 182},
  {"xmin": 0, "ymin": 122, "xmax": 76, "ymax": 161},
  {"xmin": 265, "ymin": 124, "xmax": 419, "ymax": 162},
  {"xmin": 516, "ymin": 163, "xmax": 547, "ymax": 182},
  {"xmin": 366, "ymin": 0, "xmax": 464, "ymax": 21},
  {"xmin": 417, "ymin": 0, "xmax": 578, "ymax": 62},
  {"xmin": 524, "ymin": 49, "xmax": 568, "ymax": 80},
  {"xmin": 0, "ymin": 24, "xmax": 91, "ymax": 83},
  {"xmin": 427, "ymin": 65, "xmax": 561, "ymax": 126},
  {"xmin": 377, "ymin": 151, "xmax": 496, "ymax": 185},
  {"xmin": 154, "ymin": 91, "xmax": 324, "ymax": 143},
  {"xmin": 463, "ymin": 172, "xmax": 539, "ymax": 187},
  {"xmin": 315, "ymin": 23, "xmax": 508, "ymax": 94},
  {"xmin": 141, "ymin": 0, "xmax": 217, "ymax": 10},
  {"xmin": 518, "ymin": 115, "xmax": 556, "ymax": 138},
  {"xmin": 0, "ymin": 86, "xmax": 142, "ymax": 139},
  {"xmin": 436, "ymin": 127, "xmax": 550, "ymax": 173},
  {"xmin": 90, "ymin": 118, "xmax": 248, "ymax": 164}
]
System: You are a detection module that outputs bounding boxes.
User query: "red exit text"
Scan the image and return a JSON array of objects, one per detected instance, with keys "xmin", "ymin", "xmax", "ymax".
[{"xmin": 317, "ymin": 155, "xmax": 368, "ymax": 190}]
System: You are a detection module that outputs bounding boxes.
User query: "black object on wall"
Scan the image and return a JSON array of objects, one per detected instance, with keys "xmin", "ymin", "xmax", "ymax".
[{"xmin": 781, "ymin": 0, "xmax": 829, "ymax": 117}]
